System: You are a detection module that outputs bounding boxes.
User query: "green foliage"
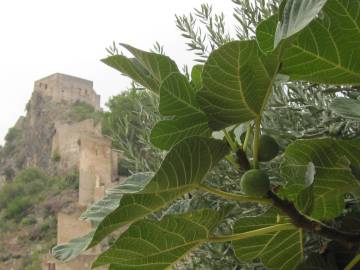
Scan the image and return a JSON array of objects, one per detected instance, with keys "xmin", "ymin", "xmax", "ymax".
[
  {"xmin": 0, "ymin": 168, "xmax": 48, "ymax": 220},
  {"xmin": 296, "ymin": 253, "xmax": 338, "ymax": 270},
  {"xmin": 280, "ymin": 138, "xmax": 360, "ymax": 220},
  {"xmin": 258, "ymin": 134, "xmax": 279, "ymax": 162},
  {"xmin": 0, "ymin": 168, "xmax": 78, "ymax": 222},
  {"xmin": 52, "ymin": 151, "xmax": 61, "ymax": 162},
  {"xmin": 240, "ymin": 169, "xmax": 270, "ymax": 197},
  {"xmin": 175, "ymin": 4, "xmax": 232, "ymax": 63},
  {"xmin": 54, "ymin": 1, "xmax": 360, "ymax": 269},
  {"xmin": 197, "ymin": 40, "xmax": 280, "ymax": 130},
  {"xmin": 67, "ymin": 101, "xmax": 100, "ymax": 122},
  {"xmin": 3, "ymin": 166, "xmax": 15, "ymax": 180},
  {"xmin": 102, "ymin": 44, "xmax": 179, "ymax": 94},
  {"xmin": 330, "ymin": 98, "xmax": 360, "ymax": 121},
  {"xmin": 232, "ymin": 209, "xmax": 302, "ymax": 270},
  {"xmin": 52, "ymin": 173, "xmax": 155, "ymax": 261},
  {"xmin": 5, "ymin": 196, "xmax": 32, "ymax": 219},
  {"xmin": 92, "ymin": 208, "xmax": 230, "ymax": 269},
  {"xmin": 0, "ymin": 168, "xmax": 77, "ymax": 269},
  {"xmin": 273, "ymin": 0, "xmax": 328, "ymax": 48},
  {"xmin": 88, "ymin": 137, "xmax": 228, "ymax": 247},
  {"xmin": 257, "ymin": 0, "xmax": 360, "ymax": 84},
  {"xmin": 152, "ymin": 72, "xmax": 211, "ymax": 149},
  {"xmin": 104, "ymin": 52, "xmax": 211, "ymax": 150},
  {"xmin": 102, "ymin": 88, "xmax": 163, "ymax": 172},
  {"xmin": 191, "ymin": 65, "xmax": 203, "ymax": 89},
  {"xmin": 58, "ymin": 170, "xmax": 79, "ymax": 191},
  {"xmin": 2, "ymin": 127, "xmax": 22, "ymax": 156},
  {"xmin": 5, "ymin": 127, "xmax": 21, "ymax": 143}
]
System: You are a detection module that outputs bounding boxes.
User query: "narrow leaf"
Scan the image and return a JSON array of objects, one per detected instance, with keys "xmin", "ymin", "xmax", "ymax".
[{"xmin": 330, "ymin": 98, "xmax": 360, "ymax": 121}]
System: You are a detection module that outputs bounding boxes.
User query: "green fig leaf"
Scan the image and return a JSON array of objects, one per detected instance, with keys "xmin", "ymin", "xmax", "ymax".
[
  {"xmin": 151, "ymin": 73, "xmax": 211, "ymax": 149},
  {"xmin": 281, "ymin": 139, "xmax": 360, "ymax": 220},
  {"xmin": 197, "ymin": 40, "xmax": 280, "ymax": 130},
  {"xmin": 92, "ymin": 208, "xmax": 230, "ymax": 269}
]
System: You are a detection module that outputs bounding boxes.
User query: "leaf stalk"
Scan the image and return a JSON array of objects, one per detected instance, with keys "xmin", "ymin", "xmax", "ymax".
[
  {"xmin": 252, "ymin": 117, "xmax": 261, "ymax": 168},
  {"xmin": 344, "ymin": 253, "xmax": 360, "ymax": 270},
  {"xmin": 224, "ymin": 129, "xmax": 238, "ymax": 151},
  {"xmin": 242, "ymin": 123, "xmax": 252, "ymax": 151},
  {"xmin": 209, "ymin": 223, "xmax": 295, "ymax": 243},
  {"xmin": 199, "ymin": 183, "xmax": 271, "ymax": 204}
]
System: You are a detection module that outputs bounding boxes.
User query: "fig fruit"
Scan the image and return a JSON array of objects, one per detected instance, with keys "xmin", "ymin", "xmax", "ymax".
[
  {"xmin": 258, "ymin": 135, "xmax": 279, "ymax": 162},
  {"xmin": 240, "ymin": 169, "xmax": 270, "ymax": 197}
]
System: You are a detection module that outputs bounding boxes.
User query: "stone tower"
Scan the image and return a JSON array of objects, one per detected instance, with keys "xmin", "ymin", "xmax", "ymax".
[
  {"xmin": 34, "ymin": 73, "xmax": 101, "ymax": 110},
  {"xmin": 51, "ymin": 119, "xmax": 102, "ymax": 174},
  {"xmin": 0, "ymin": 73, "xmax": 102, "ymax": 180},
  {"xmin": 41, "ymin": 74, "xmax": 120, "ymax": 270}
]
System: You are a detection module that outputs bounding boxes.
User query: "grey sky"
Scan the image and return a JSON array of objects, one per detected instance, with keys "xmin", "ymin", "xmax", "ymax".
[{"xmin": 0, "ymin": 0, "xmax": 235, "ymax": 145}]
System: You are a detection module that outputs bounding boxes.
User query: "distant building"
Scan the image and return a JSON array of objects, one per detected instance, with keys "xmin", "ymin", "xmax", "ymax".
[
  {"xmin": 39, "ymin": 74, "xmax": 120, "ymax": 270},
  {"xmin": 34, "ymin": 73, "xmax": 101, "ymax": 110}
]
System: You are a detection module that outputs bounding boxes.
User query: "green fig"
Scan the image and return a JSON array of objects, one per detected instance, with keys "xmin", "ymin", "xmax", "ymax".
[
  {"xmin": 258, "ymin": 134, "xmax": 279, "ymax": 162},
  {"xmin": 240, "ymin": 169, "xmax": 270, "ymax": 197}
]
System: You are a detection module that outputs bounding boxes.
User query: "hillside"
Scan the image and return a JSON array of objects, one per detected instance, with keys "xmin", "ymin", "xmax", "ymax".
[
  {"xmin": 0, "ymin": 73, "xmax": 105, "ymax": 270},
  {"xmin": 0, "ymin": 87, "xmax": 100, "ymax": 182},
  {"xmin": 0, "ymin": 168, "xmax": 78, "ymax": 269}
]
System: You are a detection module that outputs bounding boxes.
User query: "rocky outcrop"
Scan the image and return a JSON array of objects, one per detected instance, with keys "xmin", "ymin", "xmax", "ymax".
[{"xmin": 0, "ymin": 74, "xmax": 101, "ymax": 181}]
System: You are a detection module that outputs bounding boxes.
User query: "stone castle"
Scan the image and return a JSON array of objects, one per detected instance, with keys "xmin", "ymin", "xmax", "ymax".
[
  {"xmin": 34, "ymin": 73, "xmax": 101, "ymax": 110},
  {"xmin": 24, "ymin": 73, "xmax": 119, "ymax": 270}
]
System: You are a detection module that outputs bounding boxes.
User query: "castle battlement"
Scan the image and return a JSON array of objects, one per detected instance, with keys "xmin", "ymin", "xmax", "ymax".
[{"xmin": 34, "ymin": 73, "xmax": 100, "ymax": 110}]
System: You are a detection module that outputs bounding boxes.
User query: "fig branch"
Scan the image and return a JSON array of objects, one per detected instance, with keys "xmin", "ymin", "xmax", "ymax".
[
  {"xmin": 242, "ymin": 124, "xmax": 252, "ymax": 151},
  {"xmin": 200, "ymin": 183, "xmax": 360, "ymax": 247},
  {"xmin": 198, "ymin": 183, "xmax": 271, "ymax": 204},
  {"xmin": 267, "ymin": 191, "xmax": 360, "ymax": 247}
]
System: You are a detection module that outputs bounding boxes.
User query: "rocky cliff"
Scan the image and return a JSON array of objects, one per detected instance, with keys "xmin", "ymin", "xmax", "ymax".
[
  {"xmin": 0, "ymin": 74, "xmax": 101, "ymax": 184},
  {"xmin": 0, "ymin": 73, "xmax": 105, "ymax": 270}
]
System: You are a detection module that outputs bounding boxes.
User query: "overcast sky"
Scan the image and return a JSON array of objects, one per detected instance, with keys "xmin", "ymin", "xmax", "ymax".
[{"xmin": 0, "ymin": 0, "xmax": 236, "ymax": 145}]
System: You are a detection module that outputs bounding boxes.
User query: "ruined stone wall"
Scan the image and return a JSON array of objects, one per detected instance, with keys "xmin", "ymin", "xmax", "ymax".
[
  {"xmin": 78, "ymin": 135, "xmax": 115, "ymax": 206},
  {"xmin": 34, "ymin": 73, "xmax": 100, "ymax": 110},
  {"xmin": 51, "ymin": 119, "xmax": 102, "ymax": 173},
  {"xmin": 26, "ymin": 73, "xmax": 123, "ymax": 270},
  {"xmin": 57, "ymin": 212, "xmax": 92, "ymax": 245},
  {"xmin": 44, "ymin": 130, "xmax": 120, "ymax": 269},
  {"xmin": 42, "ymin": 254, "xmax": 106, "ymax": 270},
  {"xmin": 111, "ymin": 150, "xmax": 120, "ymax": 181}
]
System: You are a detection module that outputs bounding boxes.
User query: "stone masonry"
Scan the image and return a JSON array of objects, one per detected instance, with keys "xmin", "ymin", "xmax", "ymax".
[
  {"xmin": 51, "ymin": 119, "xmax": 102, "ymax": 174},
  {"xmin": 34, "ymin": 73, "xmax": 101, "ymax": 110},
  {"xmin": 0, "ymin": 73, "xmax": 102, "ymax": 180},
  {"xmin": 79, "ymin": 134, "xmax": 116, "ymax": 206},
  {"xmin": 40, "ymin": 74, "xmax": 119, "ymax": 270}
]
